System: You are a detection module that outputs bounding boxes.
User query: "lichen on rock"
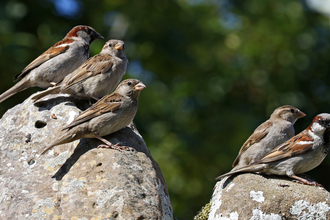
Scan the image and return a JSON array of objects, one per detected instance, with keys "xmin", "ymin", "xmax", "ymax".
[{"xmin": 208, "ymin": 173, "xmax": 330, "ymax": 219}]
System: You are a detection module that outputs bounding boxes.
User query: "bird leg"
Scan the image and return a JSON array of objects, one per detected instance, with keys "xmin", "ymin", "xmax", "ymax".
[
  {"xmin": 90, "ymin": 95, "xmax": 100, "ymax": 101},
  {"xmin": 95, "ymin": 136, "xmax": 129, "ymax": 151},
  {"xmin": 297, "ymin": 173, "xmax": 317, "ymax": 183},
  {"xmin": 289, "ymin": 174, "xmax": 324, "ymax": 188}
]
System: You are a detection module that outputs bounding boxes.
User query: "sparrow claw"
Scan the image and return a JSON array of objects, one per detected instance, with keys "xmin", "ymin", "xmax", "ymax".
[
  {"xmin": 97, "ymin": 143, "xmax": 129, "ymax": 152},
  {"xmin": 298, "ymin": 181, "xmax": 325, "ymax": 190},
  {"xmin": 291, "ymin": 177, "xmax": 324, "ymax": 188},
  {"xmin": 312, "ymin": 182, "xmax": 324, "ymax": 188}
]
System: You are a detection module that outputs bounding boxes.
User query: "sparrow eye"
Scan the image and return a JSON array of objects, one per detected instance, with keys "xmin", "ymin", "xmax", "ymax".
[
  {"xmin": 127, "ymin": 82, "xmax": 132, "ymax": 86},
  {"xmin": 290, "ymin": 109, "xmax": 295, "ymax": 113},
  {"xmin": 109, "ymin": 43, "xmax": 112, "ymax": 47}
]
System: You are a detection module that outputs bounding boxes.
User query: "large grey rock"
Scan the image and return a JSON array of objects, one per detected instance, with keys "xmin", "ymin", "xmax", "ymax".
[
  {"xmin": 209, "ymin": 173, "xmax": 330, "ymax": 220},
  {"xmin": 0, "ymin": 94, "xmax": 173, "ymax": 220}
]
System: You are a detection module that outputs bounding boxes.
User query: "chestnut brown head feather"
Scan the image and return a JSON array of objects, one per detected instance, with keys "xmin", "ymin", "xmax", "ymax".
[
  {"xmin": 65, "ymin": 25, "xmax": 92, "ymax": 38},
  {"xmin": 65, "ymin": 25, "xmax": 104, "ymax": 43}
]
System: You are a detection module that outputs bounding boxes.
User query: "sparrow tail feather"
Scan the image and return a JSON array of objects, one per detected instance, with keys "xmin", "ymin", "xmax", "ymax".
[
  {"xmin": 215, "ymin": 163, "xmax": 267, "ymax": 180},
  {"xmin": 40, "ymin": 126, "xmax": 87, "ymax": 156},
  {"xmin": 31, "ymin": 86, "xmax": 61, "ymax": 102},
  {"xmin": 40, "ymin": 145, "xmax": 56, "ymax": 156},
  {"xmin": 0, "ymin": 80, "xmax": 31, "ymax": 103}
]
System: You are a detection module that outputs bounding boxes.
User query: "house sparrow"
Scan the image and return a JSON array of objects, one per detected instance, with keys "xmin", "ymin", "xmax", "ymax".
[
  {"xmin": 31, "ymin": 39, "xmax": 128, "ymax": 101},
  {"xmin": 216, "ymin": 113, "xmax": 330, "ymax": 186},
  {"xmin": 232, "ymin": 105, "xmax": 306, "ymax": 170},
  {"xmin": 0, "ymin": 25, "xmax": 104, "ymax": 103},
  {"xmin": 40, "ymin": 79, "xmax": 146, "ymax": 155}
]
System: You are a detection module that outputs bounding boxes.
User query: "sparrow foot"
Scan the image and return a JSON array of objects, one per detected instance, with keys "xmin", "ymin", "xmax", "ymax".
[
  {"xmin": 95, "ymin": 136, "xmax": 129, "ymax": 151},
  {"xmin": 290, "ymin": 174, "xmax": 324, "ymax": 188},
  {"xmin": 97, "ymin": 143, "xmax": 129, "ymax": 151}
]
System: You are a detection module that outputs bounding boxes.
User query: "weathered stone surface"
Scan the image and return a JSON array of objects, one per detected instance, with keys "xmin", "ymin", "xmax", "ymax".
[
  {"xmin": 0, "ymin": 94, "xmax": 173, "ymax": 220},
  {"xmin": 209, "ymin": 173, "xmax": 330, "ymax": 220}
]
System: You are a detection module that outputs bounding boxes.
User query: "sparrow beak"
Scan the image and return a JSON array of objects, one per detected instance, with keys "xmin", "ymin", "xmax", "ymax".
[
  {"xmin": 297, "ymin": 111, "xmax": 306, "ymax": 118},
  {"xmin": 93, "ymin": 31, "xmax": 104, "ymax": 40},
  {"xmin": 115, "ymin": 43, "xmax": 124, "ymax": 50},
  {"xmin": 134, "ymin": 82, "xmax": 146, "ymax": 91}
]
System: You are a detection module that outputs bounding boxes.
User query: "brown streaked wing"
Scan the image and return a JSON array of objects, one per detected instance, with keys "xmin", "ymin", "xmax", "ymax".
[
  {"xmin": 13, "ymin": 39, "xmax": 73, "ymax": 81},
  {"xmin": 62, "ymin": 54, "xmax": 114, "ymax": 91},
  {"xmin": 62, "ymin": 93, "xmax": 123, "ymax": 130},
  {"xmin": 260, "ymin": 130, "xmax": 314, "ymax": 163},
  {"xmin": 232, "ymin": 121, "xmax": 272, "ymax": 167}
]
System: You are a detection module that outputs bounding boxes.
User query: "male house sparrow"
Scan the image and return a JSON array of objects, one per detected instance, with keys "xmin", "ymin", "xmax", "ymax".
[
  {"xmin": 0, "ymin": 25, "xmax": 104, "ymax": 103},
  {"xmin": 232, "ymin": 105, "xmax": 306, "ymax": 170},
  {"xmin": 40, "ymin": 79, "xmax": 146, "ymax": 155},
  {"xmin": 216, "ymin": 113, "xmax": 330, "ymax": 186},
  {"xmin": 32, "ymin": 39, "xmax": 128, "ymax": 101}
]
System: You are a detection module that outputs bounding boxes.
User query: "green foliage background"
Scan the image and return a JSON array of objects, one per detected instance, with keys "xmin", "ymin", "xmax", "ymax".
[{"xmin": 1, "ymin": 0, "xmax": 330, "ymax": 219}]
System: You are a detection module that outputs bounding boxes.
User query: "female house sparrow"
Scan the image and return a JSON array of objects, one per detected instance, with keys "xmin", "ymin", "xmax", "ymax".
[
  {"xmin": 40, "ymin": 79, "xmax": 146, "ymax": 155},
  {"xmin": 32, "ymin": 39, "xmax": 127, "ymax": 101},
  {"xmin": 216, "ymin": 113, "xmax": 330, "ymax": 186},
  {"xmin": 0, "ymin": 25, "xmax": 104, "ymax": 103},
  {"xmin": 232, "ymin": 105, "xmax": 306, "ymax": 170}
]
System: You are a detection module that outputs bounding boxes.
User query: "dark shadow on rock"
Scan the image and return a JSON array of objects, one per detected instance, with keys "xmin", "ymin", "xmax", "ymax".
[
  {"xmin": 51, "ymin": 138, "xmax": 94, "ymax": 180},
  {"xmin": 52, "ymin": 125, "xmax": 149, "ymax": 180},
  {"xmin": 34, "ymin": 95, "xmax": 93, "ymax": 111},
  {"xmin": 221, "ymin": 176, "xmax": 234, "ymax": 189}
]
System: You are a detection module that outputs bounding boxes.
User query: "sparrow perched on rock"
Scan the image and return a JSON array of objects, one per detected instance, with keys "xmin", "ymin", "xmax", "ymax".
[
  {"xmin": 216, "ymin": 113, "xmax": 330, "ymax": 186},
  {"xmin": 0, "ymin": 25, "xmax": 104, "ymax": 103},
  {"xmin": 32, "ymin": 39, "xmax": 128, "ymax": 101},
  {"xmin": 40, "ymin": 79, "xmax": 146, "ymax": 155},
  {"xmin": 232, "ymin": 105, "xmax": 306, "ymax": 170}
]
